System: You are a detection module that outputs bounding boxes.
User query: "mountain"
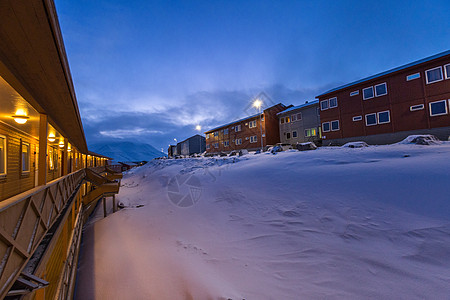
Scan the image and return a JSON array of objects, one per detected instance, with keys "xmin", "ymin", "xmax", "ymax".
[{"xmin": 89, "ymin": 141, "xmax": 165, "ymax": 162}]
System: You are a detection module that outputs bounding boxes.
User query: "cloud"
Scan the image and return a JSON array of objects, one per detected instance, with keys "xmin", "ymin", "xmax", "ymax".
[{"xmin": 99, "ymin": 128, "xmax": 164, "ymax": 138}]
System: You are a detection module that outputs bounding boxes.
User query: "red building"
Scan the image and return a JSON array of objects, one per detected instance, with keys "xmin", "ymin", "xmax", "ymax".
[
  {"xmin": 204, "ymin": 103, "xmax": 288, "ymax": 153},
  {"xmin": 317, "ymin": 50, "xmax": 450, "ymax": 145}
]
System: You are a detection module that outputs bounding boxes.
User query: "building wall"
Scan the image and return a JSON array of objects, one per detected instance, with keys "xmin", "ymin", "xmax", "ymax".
[
  {"xmin": 205, "ymin": 104, "xmax": 286, "ymax": 153},
  {"xmin": 279, "ymin": 104, "xmax": 321, "ymax": 144},
  {"xmin": 318, "ymin": 54, "xmax": 450, "ymax": 144}
]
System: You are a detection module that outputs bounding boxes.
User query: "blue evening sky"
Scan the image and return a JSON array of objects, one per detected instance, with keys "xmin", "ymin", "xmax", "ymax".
[{"xmin": 55, "ymin": 0, "xmax": 450, "ymax": 150}]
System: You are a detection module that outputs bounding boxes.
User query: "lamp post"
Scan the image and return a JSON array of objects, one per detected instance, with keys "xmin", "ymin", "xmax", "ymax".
[
  {"xmin": 195, "ymin": 125, "xmax": 202, "ymax": 155},
  {"xmin": 253, "ymin": 99, "xmax": 263, "ymax": 152}
]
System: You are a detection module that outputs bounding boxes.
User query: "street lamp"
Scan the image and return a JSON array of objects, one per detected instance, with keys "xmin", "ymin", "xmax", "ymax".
[
  {"xmin": 195, "ymin": 124, "xmax": 202, "ymax": 155},
  {"xmin": 253, "ymin": 99, "xmax": 263, "ymax": 152}
]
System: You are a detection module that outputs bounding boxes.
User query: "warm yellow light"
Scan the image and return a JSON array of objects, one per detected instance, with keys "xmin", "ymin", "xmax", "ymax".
[
  {"xmin": 59, "ymin": 141, "xmax": 64, "ymax": 148},
  {"xmin": 68, "ymin": 145, "xmax": 72, "ymax": 152},
  {"xmin": 48, "ymin": 133, "xmax": 56, "ymax": 142},
  {"xmin": 253, "ymin": 99, "xmax": 262, "ymax": 109},
  {"xmin": 12, "ymin": 108, "xmax": 29, "ymax": 124},
  {"xmin": 195, "ymin": 125, "xmax": 201, "ymax": 131}
]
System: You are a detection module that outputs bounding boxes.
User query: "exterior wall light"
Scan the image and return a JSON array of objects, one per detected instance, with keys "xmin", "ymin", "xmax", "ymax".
[
  {"xmin": 12, "ymin": 108, "xmax": 29, "ymax": 124},
  {"xmin": 48, "ymin": 133, "xmax": 56, "ymax": 142}
]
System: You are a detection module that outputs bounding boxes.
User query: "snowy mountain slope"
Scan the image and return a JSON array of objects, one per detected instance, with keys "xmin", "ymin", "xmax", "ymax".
[
  {"xmin": 89, "ymin": 141, "xmax": 165, "ymax": 162},
  {"xmin": 76, "ymin": 143, "xmax": 450, "ymax": 300}
]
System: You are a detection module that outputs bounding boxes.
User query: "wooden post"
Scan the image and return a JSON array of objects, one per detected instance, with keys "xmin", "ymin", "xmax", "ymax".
[
  {"xmin": 103, "ymin": 197, "xmax": 107, "ymax": 218},
  {"xmin": 38, "ymin": 114, "xmax": 48, "ymax": 186},
  {"xmin": 112, "ymin": 195, "xmax": 116, "ymax": 213},
  {"xmin": 62, "ymin": 138, "xmax": 68, "ymax": 175}
]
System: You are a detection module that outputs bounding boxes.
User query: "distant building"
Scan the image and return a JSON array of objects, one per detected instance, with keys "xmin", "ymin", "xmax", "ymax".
[
  {"xmin": 278, "ymin": 100, "xmax": 321, "ymax": 145},
  {"xmin": 317, "ymin": 50, "xmax": 450, "ymax": 145},
  {"xmin": 204, "ymin": 103, "xmax": 288, "ymax": 153},
  {"xmin": 167, "ymin": 145, "xmax": 177, "ymax": 157},
  {"xmin": 178, "ymin": 134, "xmax": 206, "ymax": 156}
]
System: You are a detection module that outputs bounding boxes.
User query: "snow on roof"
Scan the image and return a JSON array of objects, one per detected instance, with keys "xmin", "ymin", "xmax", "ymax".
[
  {"xmin": 277, "ymin": 100, "xmax": 319, "ymax": 115},
  {"xmin": 317, "ymin": 49, "xmax": 450, "ymax": 97}
]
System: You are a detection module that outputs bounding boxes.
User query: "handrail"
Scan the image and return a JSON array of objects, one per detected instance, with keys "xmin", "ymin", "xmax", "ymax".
[{"xmin": 0, "ymin": 169, "xmax": 85, "ymax": 299}]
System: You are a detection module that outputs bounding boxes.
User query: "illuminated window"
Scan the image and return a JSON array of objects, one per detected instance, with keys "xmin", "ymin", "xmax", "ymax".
[
  {"xmin": 305, "ymin": 129, "xmax": 311, "ymax": 137},
  {"xmin": 0, "ymin": 135, "xmax": 6, "ymax": 176},
  {"xmin": 285, "ymin": 116, "xmax": 291, "ymax": 123},
  {"xmin": 425, "ymin": 67, "xmax": 443, "ymax": 84},
  {"xmin": 311, "ymin": 128, "xmax": 317, "ymax": 136},
  {"xmin": 21, "ymin": 141, "xmax": 30, "ymax": 173},
  {"xmin": 49, "ymin": 148, "xmax": 54, "ymax": 170}
]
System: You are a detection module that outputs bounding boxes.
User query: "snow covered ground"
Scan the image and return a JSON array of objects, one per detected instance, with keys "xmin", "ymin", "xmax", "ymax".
[{"xmin": 75, "ymin": 143, "xmax": 450, "ymax": 300}]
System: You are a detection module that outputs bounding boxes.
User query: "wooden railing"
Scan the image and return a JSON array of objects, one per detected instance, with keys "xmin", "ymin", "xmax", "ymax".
[{"xmin": 0, "ymin": 169, "xmax": 85, "ymax": 299}]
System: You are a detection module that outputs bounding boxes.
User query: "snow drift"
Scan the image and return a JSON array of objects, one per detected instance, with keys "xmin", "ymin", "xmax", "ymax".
[{"xmin": 76, "ymin": 142, "xmax": 450, "ymax": 299}]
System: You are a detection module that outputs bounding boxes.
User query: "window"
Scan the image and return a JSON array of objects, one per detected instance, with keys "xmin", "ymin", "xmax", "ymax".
[
  {"xmin": 292, "ymin": 131, "xmax": 297, "ymax": 138},
  {"xmin": 206, "ymin": 134, "xmax": 210, "ymax": 139},
  {"xmin": 286, "ymin": 132, "xmax": 291, "ymax": 139},
  {"xmin": 329, "ymin": 97, "xmax": 338, "ymax": 108},
  {"xmin": 206, "ymin": 144, "xmax": 210, "ymax": 149},
  {"xmin": 224, "ymin": 128, "xmax": 229, "ymax": 135},
  {"xmin": 235, "ymin": 125, "xmax": 242, "ymax": 132},
  {"xmin": 406, "ymin": 73, "xmax": 420, "ymax": 81},
  {"xmin": 445, "ymin": 64, "xmax": 450, "ymax": 79},
  {"xmin": 291, "ymin": 114, "xmax": 297, "ymax": 122},
  {"xmin": 21, "ymin": 141, "xmax": 30, "ymax": 173},
  {"xmin": 305, "ymin": 129, "xmax": 311, "ymax": 137},
  {"xmin": 377, "ymin": 110, "xmax": 390, "ymax": 124},
  {"xmin": 0, "ymin": 135, "xmax": 6, "ymax": 176},
  {"xmin": 353, "ymin": 116, "xmax": 362, "ymax": 121},
  {"xmin": 214, "ymin": 143, "xmax": 219, "ymax": 148},
  {"xmin": 235, "ymin": 138, "xmax": 242, "ymax": 145},
  {"xmin": 322, "ymin": 122, "xmax": 330, "ymax": 132},
  {"xmin": 296, "ymin": 113, "xmax": 302, "ymax": 120},
  {"xmin": 425, "ymin": 67, "xmax": 443, "ymax": 84},
  {"xmin": 311, "ymin": 128, "xmax": 317, "ymax": 136},
  {"xmin": 365, "ymin": 113, "xmax": 377, "ymax": 126},
  {"xmin": 363, "ymin": 87, "xmax": 374, "ymax": 100},
  {"xmin": 250, "ymin": 136, "xmax": 257, "ymax": 143},
  {"xmin": 410, "ymin": 104, "xmax": 424, "ymax": 111},
  {"xmin": 350, "ymin": 90, "xmax": 359, "ymax": 96},
  {"xmin": 321, "ymin": 100, "xmax": 329, "ymax": 110},
  {"xmin": 280, "ymin": 117, "xmax": 285, "ymax": 124},
  {"xmin": 331, "ymin": 120, "xmax": 339, "ymax": 131},
  {"xmin": 213, "ymin": 131, "xmax": 218, "ymax": 137},
  {"xmin": 224, "ymin": 141, "xmax": 229, "ymax": 147},
  {"xmin": 375, "ymin": 83, "xmax": 387, "ymax": 97},
  {"xmin": 429, "ymin": 100, "xmax": 448, "ymax": 116},
  {"xmin": 261, "ymin": 115, "xmax": 264, "ymax": 121},
  {"xmin": 249, "ymin": 120, "xmax": 256, "ymax": 128},
  {"xmin": 285, "ymin": 116, "xmax": 291, "ymax": 123},
  {"xmin": 49, "ymin": 148, "xmax": 54, "ymax": 170}
]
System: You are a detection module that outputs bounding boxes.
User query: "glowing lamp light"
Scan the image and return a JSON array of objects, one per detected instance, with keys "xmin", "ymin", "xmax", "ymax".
[
  {"xmin": 58, "ymin": 142, "xmax": 64, "ymax": 148},
  {"xmin": 195, "ymin": 125, "xmax": 201, "ymax": 131},
  {"xmin": 12, "ymin": 108, "xmax": 29, "ymax": 124},
  {"xmin": 253, "ymin": 99, "xmax": 262, "ymax": 109},
  {"xmin": 48, "ymin": 133, "xmax": 56, "ymax": 142}
]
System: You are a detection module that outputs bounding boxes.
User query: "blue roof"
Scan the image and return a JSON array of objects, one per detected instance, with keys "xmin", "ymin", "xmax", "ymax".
[
  {"xmin": 205, "ymin": 112, "xmax": 260, "ymax": 133},
  {"xmin": 317, "ymin": 50, "xmax": 450, "ymax": 97},
  {"xmin": 277, "ymin": 100, "xmax": 319, "ymax": 115}
]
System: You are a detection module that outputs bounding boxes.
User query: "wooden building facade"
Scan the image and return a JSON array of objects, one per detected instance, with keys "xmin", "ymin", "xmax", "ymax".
[
  {"xmin": 317, "ymin": 50, "xmax": 450, "ymax": 145},
  {"xmin": 0, "ymin": 1, "xmax": 121, "ymax": 299},
  {"xmin": 204, "ymin": 104, "xmax": 287, "ymax": 154}
]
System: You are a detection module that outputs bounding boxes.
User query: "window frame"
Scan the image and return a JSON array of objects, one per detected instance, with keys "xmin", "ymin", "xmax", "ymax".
[
  {"xmin": 363, "ymin": 86, "xmax": 374, "ymax": 100},
  {"xmin": 425, "ymin": 66, "xmax": 443, "ymax": 84},
  {"xmin": 292, "ymin": 131, "xmax": 297, "ymax": 138},
  {"xmin": 365, "ymin": 113, "xmax": 377, "ymax": 126},
  {"xmin": 329, "ymin": 97, "xmax": 338, "ymax": 108},
  {"xmin": 21, "ymin": 141, "xmax": 30, "ymax": 174},
  {"xmin": 444, "ymin": 64, "xmax": 450, "ymax": 80},
  {"xmin": 320, "ymin": 99, "xmax": 329, "ymax": 110},
  {"xmin": 206, "ymin": 144, "xmax": 210, "ymax": 150},
  {"xmin": 213, "ymin": 131, "xmax": 218, "ymax": 137},
  {"xmin": 223, "ymin": 128, "xmax": 229, "ymax": 135},
  {"xmin": 291, "ymin": 114, "xmax": 297, "ymax": 122},
  {"xmin": 374, "ymin": 83, "xmax": 387, "ymax": 97},
  {"xmin": 297, "ymin": 112, "xmax": 302, "ymax": 120},
  {"xmin": 0, "ymin": 135, "xmax": 6, "ymax": 176},
  {"xmin": 249, "ymin": 120, "xmax": 256, "ymax": 128},
  {"xmin": 235, "ymin": 125, "xmax": 242, "ymax": 132},
  {"xmin": 250, "ymin": 135, "xmax": 257, "ymax": 143},
  {"xmin": 286, "ymin": 132, "xmax": 291, "ymax": 139},
  {"xmin": 331, "ymin": 120, "xmax": 339, "ymax": 131},
  {"xmin": 410, "ymin": 104, "xmax": 424, "ymax": 111},
  {"xmin": 406, "ymin": 72, "xmax": 420, "ymax": 81},
  {"xmin": 214, "ymin": 143, "xmax": 219, "ymax": 148},
  {"xmin": 280, "ymin": 117, "xmax": 285, "ymax": 124},
  {"xmin": 377, "ymin": 110, "xmax": 391, "ymax": 124},
  {"xmin": 224, "ymin": 141, "xmax": 229, "ymax": 147},
  {"xmin": 352, "ymin": 116, "xmax": 362, "ymax": 121},
  {"xmin": 429, "ymin": 99, "xmax": 448, "ymax": 117},
  {"xmin": 304, "ymin": 129, "xmax": 311, "ymax": 137},
  {"xmin": 235, "ymin": 138, "xmax": 242, "ymax": 145},
  {"xmin": 311, "ymin": 128, "xmax": 317, "ymax": 136},
  {"xmin": 322, "ymin": 122, "xmax": 330, "ymax": 132},
  {"xmin": 350, "ymin": 90, "xmax": 359, "ymax": 96}
]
